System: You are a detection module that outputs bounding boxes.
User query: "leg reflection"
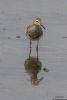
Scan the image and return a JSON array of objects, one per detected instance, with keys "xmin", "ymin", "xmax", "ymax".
[
  {"xmin": 29, "ymin": 40, "xmax": 32, "ymax": 59},
  {"xmin": 36, "ymin": 40, "xmax": 39, "ymax": 60}
]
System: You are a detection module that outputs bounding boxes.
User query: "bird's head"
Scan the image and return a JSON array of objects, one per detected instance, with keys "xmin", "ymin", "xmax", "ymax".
[{"xmin": 33, "ymin": 17, "xmax": 46, "ymax": 30}]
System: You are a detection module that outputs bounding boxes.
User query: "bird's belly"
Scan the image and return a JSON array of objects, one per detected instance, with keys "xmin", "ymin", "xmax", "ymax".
[
  {"xmin": 26, "ymin": 25, "xmax": 43, "ymax": 40},
  {"xmin": 28, "ymin": 32, "xmax": 42, "ymax": 40}
]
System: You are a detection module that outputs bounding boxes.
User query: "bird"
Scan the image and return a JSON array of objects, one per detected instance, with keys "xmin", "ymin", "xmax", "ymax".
[{"xmin": 26, "ymin": 17, "xmax": 46, "ymax": 59}]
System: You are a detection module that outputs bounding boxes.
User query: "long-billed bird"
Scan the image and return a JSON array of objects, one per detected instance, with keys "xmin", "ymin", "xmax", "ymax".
[{"xmin": 26, "ymin": 17, "xmax": 46, "ymax": 59}]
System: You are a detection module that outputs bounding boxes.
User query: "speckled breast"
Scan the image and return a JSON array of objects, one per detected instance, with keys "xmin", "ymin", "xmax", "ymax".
[{"xmin": 26, "ymin": 25, "xmax": 43, "ymax": 40}]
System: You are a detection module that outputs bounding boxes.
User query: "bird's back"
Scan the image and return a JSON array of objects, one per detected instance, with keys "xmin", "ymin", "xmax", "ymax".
[{"xmin": 26, "ymin": 24, "xmax": 43, "ymax": 40}]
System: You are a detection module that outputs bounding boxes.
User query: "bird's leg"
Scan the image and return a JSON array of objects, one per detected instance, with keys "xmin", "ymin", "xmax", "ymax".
[
  {"xmin": 36, "ymin": 40, "xmax": 39, "ymax": 60},
  {"xmin": 29, "ymin": 40, "xmax": 32, "ymax": 59}
]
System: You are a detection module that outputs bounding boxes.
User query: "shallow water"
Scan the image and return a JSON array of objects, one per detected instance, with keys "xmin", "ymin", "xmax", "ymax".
[{"xmin": 0, "ymin": 0, "xmax": 67, "ymax": 100}]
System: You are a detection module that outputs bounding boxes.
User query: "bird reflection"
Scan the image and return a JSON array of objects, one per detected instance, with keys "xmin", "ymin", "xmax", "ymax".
[
  {"xmin": 24, "ymin": 56, "xmax": 43, "ymax": 86},
  {"xmin": 24, "ymin": 38, "xmax": 48, "ymax": 86}
]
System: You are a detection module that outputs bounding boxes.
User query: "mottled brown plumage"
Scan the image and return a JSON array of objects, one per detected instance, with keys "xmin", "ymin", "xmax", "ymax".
[
  {"xmin": 26, "ymin": 17, "xmax": 46, "ymax": 40},
  {"xmin": 26, "ymin": 24, "xmax": 43, "ymax": 40}
]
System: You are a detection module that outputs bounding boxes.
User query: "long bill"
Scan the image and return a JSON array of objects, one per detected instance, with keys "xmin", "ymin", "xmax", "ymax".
[{"xmin": 40, "ymin": 24, "xmax": 46, "ymax": 30}]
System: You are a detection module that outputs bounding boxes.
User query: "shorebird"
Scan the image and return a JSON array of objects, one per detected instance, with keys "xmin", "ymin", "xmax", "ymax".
[{"xmin": 26, "ymin": 17, "xmax": 46, "ymax": 59}]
